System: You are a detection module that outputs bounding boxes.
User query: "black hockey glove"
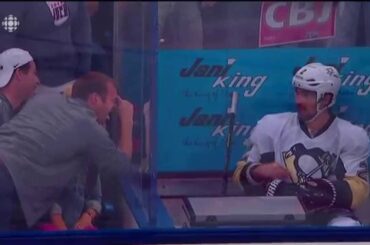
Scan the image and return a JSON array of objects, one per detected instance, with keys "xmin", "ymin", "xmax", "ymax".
[
  {"xmin": 265, "ymin": 179, "xmax": 300, "ymax": 196},
  {"xmin": 266, "ymin": 178, "xmax": 337, "ymax": 212},
  {"xmin": 297, "ymin": 178, "xmax": 336, "ymax": 211}
]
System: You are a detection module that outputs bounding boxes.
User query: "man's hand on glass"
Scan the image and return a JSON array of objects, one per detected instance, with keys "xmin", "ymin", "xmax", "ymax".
[{"xmin": 116, "ymin": 97, "xmax": 134, "ymax": 124}]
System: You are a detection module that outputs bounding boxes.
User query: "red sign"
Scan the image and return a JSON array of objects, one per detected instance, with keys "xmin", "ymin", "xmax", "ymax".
[{"xmin": 259, "ymin": 2, "xmax": 337, "ymax": 47}]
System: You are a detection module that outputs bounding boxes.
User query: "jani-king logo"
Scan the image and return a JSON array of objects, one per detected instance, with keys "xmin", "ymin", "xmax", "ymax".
[
  {"xmin": 179, "ymin": 56, "xmax": 370, "ymax": 97},
  {"xmin": 179, "ymin": 58, "xmax": 267, "ymax": 97},
  {"xmin": 334, "ymin": 56, "xmax": 370, "ymax": 96},
  {"xmin": 179, "ymin": 107, "xmax": 254, "ymax": 138},
  {"xmin": 342, "ymin": 71, "xmax": 370, "ymax": 96}
]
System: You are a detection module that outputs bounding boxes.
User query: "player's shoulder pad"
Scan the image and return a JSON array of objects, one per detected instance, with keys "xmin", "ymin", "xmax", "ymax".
[
  {"xmin": 256, "ymin": 112, "xmax": 294, "ymax": 129},
  {"xmin": 252, "ymin": 112, "xmax": 294, "ymax": 138},
  {"xmin": 337, "ymin": 118, "xmax": 369, "ymax": 150}
]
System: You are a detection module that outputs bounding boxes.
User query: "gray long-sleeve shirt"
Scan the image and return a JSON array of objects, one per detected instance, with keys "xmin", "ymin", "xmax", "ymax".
[
  {"xmin": 0, "ymin": 94, "xmax": 14, "ymax": 126},
  {"xmin": 0, "ymin": 93, "xmax": 129, "ymax": 227}
]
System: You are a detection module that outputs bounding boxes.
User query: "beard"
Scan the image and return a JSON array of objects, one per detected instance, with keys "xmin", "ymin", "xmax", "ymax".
[{"xmin": 297, "ymin": 104, "xmax": 317, "ymax": 122}]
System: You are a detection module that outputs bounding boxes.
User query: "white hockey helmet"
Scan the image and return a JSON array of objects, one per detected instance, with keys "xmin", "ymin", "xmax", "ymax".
[{"xmin": 292, "ymin": 62, "xmax": 341, "ymax": 109}]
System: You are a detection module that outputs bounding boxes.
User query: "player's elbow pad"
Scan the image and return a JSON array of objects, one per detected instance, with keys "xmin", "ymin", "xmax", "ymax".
[
  {"xmin": 344, "ymin": 176, "xmax": 370, "ymax": 209},
  {"xmin": 321, "ymin": 178, "xmax": 368, "ymax": 210},
  {"xmin": 233, "ymin": 160, "xmax": 262, "ymax": 186},
  {"xmin": 331, "ymin": 180, "xmax": 354, "ymax": 209},
  {"xmin": 296, "ymin": 179, "xmax": 353, "ymax": 211}
]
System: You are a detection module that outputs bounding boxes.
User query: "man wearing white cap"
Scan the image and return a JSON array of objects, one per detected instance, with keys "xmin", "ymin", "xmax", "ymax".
[
  {"xmin": 0, "ymin": 48, "xmax": 39, "ymax": 229},
  {"xmin": 0, "ymin": 48, "xmax": 40, "ymax": 125}
]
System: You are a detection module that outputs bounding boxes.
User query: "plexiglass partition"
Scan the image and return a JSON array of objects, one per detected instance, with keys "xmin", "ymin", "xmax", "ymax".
[{"xmin": 155, "ymin": 1, "xmax": 370, "ymax": 229}]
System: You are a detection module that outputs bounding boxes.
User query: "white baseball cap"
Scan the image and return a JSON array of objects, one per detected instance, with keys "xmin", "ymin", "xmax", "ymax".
[{"xmin": 0, "ymin": 48, "xmax": 33, "ymax": 88}]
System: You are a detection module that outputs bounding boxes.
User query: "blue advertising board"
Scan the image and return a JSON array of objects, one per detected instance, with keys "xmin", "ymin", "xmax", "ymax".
[{"xmin": 156, "ymin": 48, "xmax": 370, "ymax": 172}]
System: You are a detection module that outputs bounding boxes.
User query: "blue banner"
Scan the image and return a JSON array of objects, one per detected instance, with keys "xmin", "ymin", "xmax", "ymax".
[{"xmin": 156, "ymin": 48, "xmax": 370, "ymax": 172}]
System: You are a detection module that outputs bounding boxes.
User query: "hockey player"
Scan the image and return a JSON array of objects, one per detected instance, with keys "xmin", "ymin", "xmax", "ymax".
[{"xmin": 233, "ymin": 62, "xmax": 370, "ymax": 226}]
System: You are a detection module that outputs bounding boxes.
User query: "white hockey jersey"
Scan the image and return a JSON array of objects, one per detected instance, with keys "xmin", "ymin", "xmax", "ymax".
[{"xmin": 235, "ymin": 112, "xmax": 370, "ymax": 209}]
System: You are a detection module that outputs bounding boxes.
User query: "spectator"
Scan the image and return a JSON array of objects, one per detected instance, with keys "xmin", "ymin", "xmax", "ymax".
[
  {"xmin": 39, "ymin": 78, "xmax": 133, "ymax": 231},
  {"xmin": 200, "ymin": 2, "xmax": 369, "ymax": 49},
  {"xmin": 0, "ymin": 71, "xmax": 131, "ymax": 230},
  {"xmin": 0, "ymin": 48, "xmax": 40, "ymax": 124},
  {"xmin": 159, "ymin": 1, "xmax": 216, "ymax": 49},
  {"xmin": 0, "ymin": 2, "xmax": 92, "ymax": 93},
  {"xmin": 0, "ymin": 47, "xmax": 40, "ymax": 229}
]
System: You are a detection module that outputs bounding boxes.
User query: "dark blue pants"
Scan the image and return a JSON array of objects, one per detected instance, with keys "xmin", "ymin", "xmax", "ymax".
[{"xmin": 0, "ymin": 163, "xmax": 23, "ymax": 230}]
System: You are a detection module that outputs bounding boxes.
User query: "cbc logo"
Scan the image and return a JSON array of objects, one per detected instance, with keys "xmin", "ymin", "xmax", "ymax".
[{"xmin": 1, "ymin": 15, "xmax": 20, "ymax": 33}]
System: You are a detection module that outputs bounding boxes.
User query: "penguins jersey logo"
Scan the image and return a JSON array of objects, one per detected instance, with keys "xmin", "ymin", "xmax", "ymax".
[{"xmin": 282, "ymin": 143, "xmax": 337, "ymax": 184}]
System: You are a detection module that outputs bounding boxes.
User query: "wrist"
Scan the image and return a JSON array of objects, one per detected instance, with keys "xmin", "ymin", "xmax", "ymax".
[
  {"xmin": 246, "ymin": 163, "xmax": 264, "ymax": 184},
  {"xmin": 249, "ymin": 164, "xmax": 265, "ymax": 183}
]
